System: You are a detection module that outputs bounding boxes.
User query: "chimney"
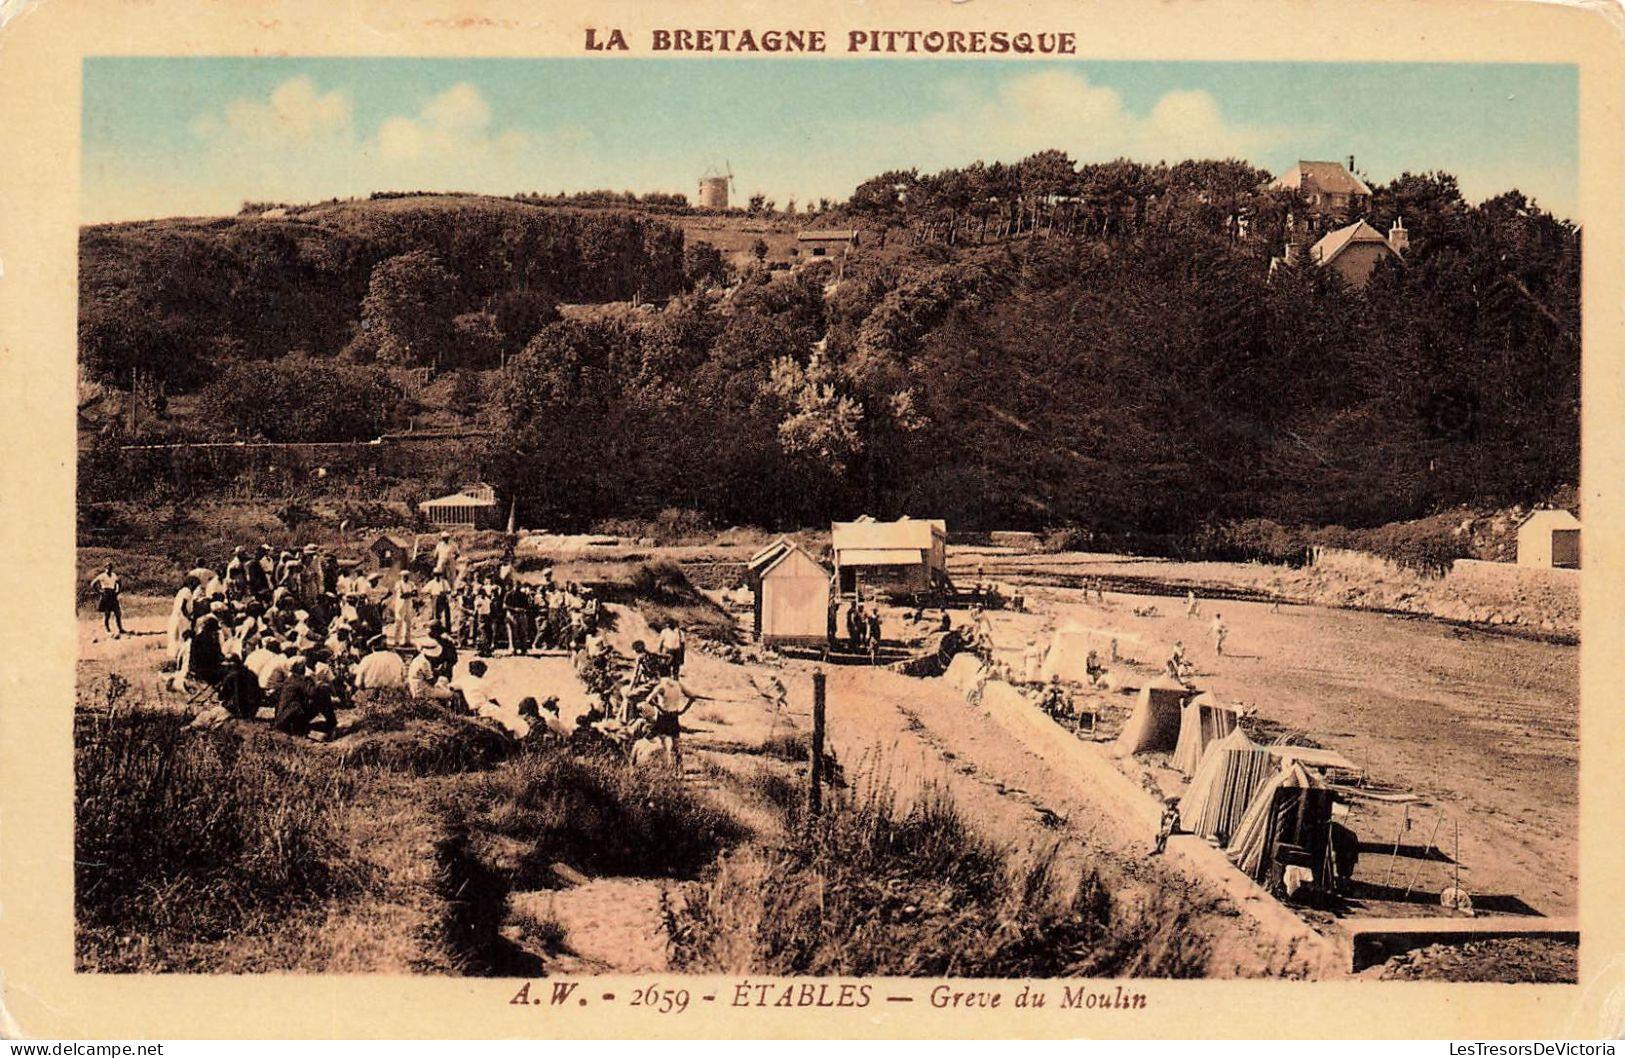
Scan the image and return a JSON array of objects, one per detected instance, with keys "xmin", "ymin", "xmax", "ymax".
[
  {"xmin": 1347, "ymin": 154, "xmax": 1356, "ymax": 173},
  {"xmin": 1388, "ymin": 216, "xmax": 1409, "ymax": 255}
]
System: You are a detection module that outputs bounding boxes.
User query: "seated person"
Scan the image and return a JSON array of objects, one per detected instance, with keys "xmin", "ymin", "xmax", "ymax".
[
  {"xmin": 187, "ymin": 615, "xmax": 227, "ymax": 687},
  {"xmin": 1040, "ymin": 676, "xmax": 1072, "ymax": 720},
  {"xmin": 427, "ymin": 621, "xmax": 459, "ymax": 680},
  {"xmin": 407, "ymin": 641, "xmax": 454, "ymax": 700},
  {"xmin": 452, "ymin": 658, "xmax": 496, "ymax": 714},
  {"xmin": 271, "ymin": 658, "xmax": 338, "ymax": 739},
  {"xmin": 215, "ymin": 653, "xmax": 264, "ymax": 719},
  {"xmin": 258, "ymin": 642, "xmax": 296, "ymax": 700},
  {"xmin": 1084, "ymin": 649, "xmax": 1106, "ymax": 686},
  {"xmin": 353, "ymin": 635, "xmax": 406, "ymax": 691}
]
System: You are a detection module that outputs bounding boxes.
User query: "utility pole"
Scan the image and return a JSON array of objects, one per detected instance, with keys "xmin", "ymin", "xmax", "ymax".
[{"xmin": 808, "ymin": 670, "xmax": 827, "ymax": 818}]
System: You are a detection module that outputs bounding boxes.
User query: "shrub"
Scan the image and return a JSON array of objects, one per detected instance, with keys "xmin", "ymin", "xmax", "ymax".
[
  {"xmin": 333, "ymin": 500, "xmax": 409, "ymax": 531},
  {"xmin": 75, "ymin": 705, "xmax": 360, "ymax": 971},
  {"xmin": 340, "ymin": 692, "xmax": 517, "ymax": 776},
  {"xmin": 585, "ymin": 560, "xmax": 739, "ymax": 644},
  {"xmin": 669, "ymin": 772, "xmax": 1208, "ymax": 977},
  {"xmin": 197, "ymin": 357, "xmax": 403, "ymax": 442},
  {"xmin": 443, "ymin": 748, "xmax": 746, "ymax": 888}
]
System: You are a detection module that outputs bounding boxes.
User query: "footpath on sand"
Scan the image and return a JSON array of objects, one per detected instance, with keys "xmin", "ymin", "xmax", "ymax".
[{"xmin": 818, "ymin": 663, "xmax": 1344, "ymax": 978}]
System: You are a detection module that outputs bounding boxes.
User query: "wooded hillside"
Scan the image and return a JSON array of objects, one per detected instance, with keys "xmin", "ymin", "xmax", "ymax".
[{"xmin": 78, "ymin": 160, "xmax": 1580, "ymax": 538}]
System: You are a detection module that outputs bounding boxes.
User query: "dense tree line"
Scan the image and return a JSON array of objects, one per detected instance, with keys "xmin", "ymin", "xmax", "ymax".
[
  {"xmin": 79, "ymin": 197, "xmax": 688, "ymax": 395},
  {"xmin": 483, "ymin": 164, "xmax": 1577, "ymax": 533}
]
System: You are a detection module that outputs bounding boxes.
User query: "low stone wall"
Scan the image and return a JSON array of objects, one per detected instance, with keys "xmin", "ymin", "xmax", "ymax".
[{"xmin": 1277, "ymin": 553, "xmax": 1578, "ymax": 635}]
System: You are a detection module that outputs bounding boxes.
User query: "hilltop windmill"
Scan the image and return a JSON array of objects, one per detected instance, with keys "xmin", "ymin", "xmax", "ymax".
[{"xmin": 698, "ymin": 161, "xmax": 734, "ymax": 209}]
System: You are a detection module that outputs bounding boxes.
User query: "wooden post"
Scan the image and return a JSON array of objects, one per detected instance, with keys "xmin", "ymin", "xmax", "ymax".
[{"xmin": 808, "ymin": 671, "xmax": 826, "ymax": 818}]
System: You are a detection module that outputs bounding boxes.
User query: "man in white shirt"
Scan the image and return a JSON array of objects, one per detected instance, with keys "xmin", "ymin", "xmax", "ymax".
[
  {"xmin": 353, "ymin": 636, "xmax": 406, "ymax": 691},
  {"xmin": 432, "ymin": 532, "xmax": 459, "ymax": 579},
  {"xmin": 452, "ymin": 659, "xmax": 497, "ymax": 715},
  {"xmin": 258, "ymin": 644, "xmax": 295, "ymax": 698},
  {"xmin": 424, "ymin": 572, "xmax": 452, "ymax": 631},
  {"xmin": 244, "ymin": 638, "xmax": 280, "ymax": 681},
  {"xmin": 407, "ymin": 641, "xmax": 453, "ymax": 700}
]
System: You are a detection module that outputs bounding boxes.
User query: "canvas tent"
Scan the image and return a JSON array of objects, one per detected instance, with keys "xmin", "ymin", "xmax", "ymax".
[
  {"xmin": 1225, "ymin": 761, "xmax": 1335, "ymax": 886},
  {"xmin": 746, "ymin": 538, "xmax": 831, "ymax": 648},
  {"xmin": 1177, "ymin": 728, "xmax": 1279, "ymax": 846},
  {"xmin": 1042, "ymin": 624, "xmax": 1142, "ymax": 683},
  {"xmin": 1516, "ymin": 509, "xmax": 1581, "ymax": 569},
  {"xmin": 1171, "ymin": 691, "xmax": 1240, "ymax": 774},
  {"xmin": 1114, "ymin": 675, "xmax": 1191, "ymax": 755}
]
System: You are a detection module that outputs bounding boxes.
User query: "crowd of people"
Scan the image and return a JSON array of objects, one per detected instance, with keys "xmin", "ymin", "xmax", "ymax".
[{"xmin": 117, "ymin": 532, "xmax": 695, "ymax": 767}]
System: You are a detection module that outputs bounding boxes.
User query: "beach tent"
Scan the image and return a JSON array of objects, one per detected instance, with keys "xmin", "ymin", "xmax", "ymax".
[
  {"xmin": 1172, "ymin": 692, "xmax": 1239, "ymax": 774},
  {"xmin": 1225, "ymin": 761, "xmax": 1334, "ymax": 885},
  {"xmin": 1177, "ymin": 728, "xmax": 1278, "ymax": 845},
  {"xmin": 1042, "ymin": 624, "xmax": 1142, "ymax": 683},
  {"xmin": 1114, "ymin": 675, "xmax": 1191, "ymax": 755}
]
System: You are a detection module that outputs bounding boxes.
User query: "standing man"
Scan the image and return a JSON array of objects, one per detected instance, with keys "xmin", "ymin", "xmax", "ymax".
[
  {"xmin": 1185, "ymin": 590, "xmax": 1200, "ymax": 619},
  {"xmin": 168, "ymin": 575, "xmax": 200, "ymax": 655},
  {"xmin": 90, "ymin": 563, "xmax": 127, "ymax": 638},
  {"xmin": 424, "ymin": 570, "xmax": 453, "ymax": 632},
  {"xmin": 657, "ymin": 619, "xmax": 685, "ymax": 677},
  {"xmin": 644, "ymin": 675, "xmax": 694, "ymax": 774},
  {"xmin": 504, "ymin": 582, "xmax": 532, "ymax": 657},
  {"xmin": 1211, "ymin": 613, "xmax": 1228, "ymax": 657},
  {"xmin": 1150, "ymin": 797, "xmax": 1181, "ymax": 856},
  {"xmin": 392, "ymin": 571, "xmax": 418, "ymax": 647},
  {"xmin": 433, "ymin": 532, "xmax": 459, "ymax": 583}
]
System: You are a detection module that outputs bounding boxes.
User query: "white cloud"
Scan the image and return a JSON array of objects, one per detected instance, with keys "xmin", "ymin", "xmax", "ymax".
[
  {"xmin": 893, "ymin": 70, "xmax": 1286, "ymax": 171},
  {"xmin": 97, "ymin": 77, "xmax": 558, "ymax": 221},
  {"xmin": 214, "ymin": 75, "xmax": 352, "ymax": 143},
  {"xmin": 374, "ymin": 82, "xmax": 527, "ymax": 163},
  {"xmin": 421, "ymin": 82, "xmax": 490, "ymax": 132}
]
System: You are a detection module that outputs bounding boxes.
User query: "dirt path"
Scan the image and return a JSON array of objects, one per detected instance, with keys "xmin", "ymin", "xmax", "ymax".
[{"xmin": 812, "ymin": 663, "xmax": 1336, "ymax": 977}]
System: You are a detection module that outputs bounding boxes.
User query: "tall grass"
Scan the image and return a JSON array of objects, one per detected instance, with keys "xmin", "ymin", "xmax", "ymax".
[
  {"xmin": 75, "ymin": 705, "xmax": 363, "ymax": 971},
  {"xmin": 670, "ymin": 770, "xmax": 1209, "ymax": 977}
]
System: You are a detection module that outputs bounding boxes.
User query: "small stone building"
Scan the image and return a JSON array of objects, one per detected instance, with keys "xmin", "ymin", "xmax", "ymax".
[
  {"xmin": 1516, "ymin": 509, "xmax": 1581, "ymax": 569},
  {"xmin": 369, "ymin": 534, "xmax": 408, "ymax": 569}
]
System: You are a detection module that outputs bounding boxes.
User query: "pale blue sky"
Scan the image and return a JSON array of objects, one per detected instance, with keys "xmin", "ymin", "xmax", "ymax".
[{"xmin": 81, "ymin": 58, "xmax": 1579, "ymax": 223}]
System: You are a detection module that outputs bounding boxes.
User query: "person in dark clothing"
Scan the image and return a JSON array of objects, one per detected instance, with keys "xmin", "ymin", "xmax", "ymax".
[
  {"xmin": 272, "ymin": 660, "xmax": 337, "ymax": 738},
  {"xmin": 428, "ymin": 622, "xmax": 458, "ymax": 681},
  {"xmin": 245, "ymin": 547, "xmax": 271, "ymax": 600},
  {"xmin": 504, "ymin": 585, "xmax": 531, "ymax": 656},
  {"xmin": 846, "ymin": 603, "xmax": 864, "ymax": 651},
  {"xmin": 216, "ymin": 656, "xmax": 264, "ymax": 719},
  {"xmin": 188, "ymin": 616, "xmax": 226, "ymax": 686}
]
